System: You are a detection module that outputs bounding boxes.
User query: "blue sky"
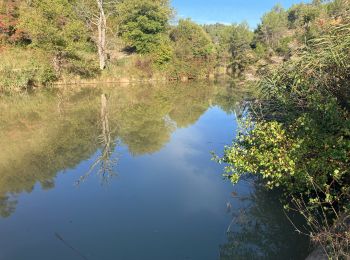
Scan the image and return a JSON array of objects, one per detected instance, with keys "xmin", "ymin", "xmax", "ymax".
[{"xmin": 171, "ymin": 0, "xmax": 309, "ymax": 28}]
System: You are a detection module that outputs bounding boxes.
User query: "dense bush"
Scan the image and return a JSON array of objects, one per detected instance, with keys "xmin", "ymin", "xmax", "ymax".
[{"xmin": 0, "ymin": 49, "xmax": 57, "ymax": 94}]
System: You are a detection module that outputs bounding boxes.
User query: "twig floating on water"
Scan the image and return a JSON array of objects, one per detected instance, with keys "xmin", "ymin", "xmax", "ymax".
[{"xmin": 54, "ymin": 232, "xmax": 89, "ymax": 260}]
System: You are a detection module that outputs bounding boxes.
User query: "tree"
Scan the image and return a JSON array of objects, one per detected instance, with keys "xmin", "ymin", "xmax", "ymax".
[
  {"xmin": 229, "ymin": 22, "xmax": 254, "ymax": 75},
  {"xmin": 170, "ymin": 19, "xmax": 214, "ymax": 61},
  {"xmin": 287, "ymin": 2, "xmax": 324, "ymax": 43},
  {"xmin": 118, "ymin": 0, "xmax": 171, "ymax": 54},
  {"xmin": 76, "ymin": 0, "xmax": 120, "ymax": 70},
  {"xmin": 203, "ymin": 23, "xmax": 234, "ymax": 69},
  {"xmin": 19, "ymin": 0, "xmax": 90, "ymax": 73},
  {"xmin": 288, "ymin": 3, "xmax": 322, "ymax": 29},
  {"xmin": 256, "ymin": 4, "xmax": 288, "ymax": 49},
  {"xmin": 96, "ymin": 0, "xmax": 107, "ymax": 69},
  {"xmin": 169, "ymin": 19, "xmax": 215, "ymax": 79}
]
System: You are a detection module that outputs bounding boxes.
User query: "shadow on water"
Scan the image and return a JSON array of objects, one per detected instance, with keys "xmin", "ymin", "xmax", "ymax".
[
  {"xmin": 220, "ymin": 180, "xmax": 310, "ymax": 260},
  {"xmin": 0, "ymin": 80, "xmax": 247, "ymax": 218}
]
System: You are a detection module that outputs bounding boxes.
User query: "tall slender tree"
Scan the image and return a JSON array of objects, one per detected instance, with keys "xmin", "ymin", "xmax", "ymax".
[
  {"xmin": 76, "ymin": 0, "xmax": 119, "ymax": 70},
  {"xmin": 96, "ymin": 0, "xmax": 107, "ymax": 69}
]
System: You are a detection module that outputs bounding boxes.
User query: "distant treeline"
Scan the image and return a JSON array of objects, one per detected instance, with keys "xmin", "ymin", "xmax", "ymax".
[
  {"xmin": 1, "ymin": 0, "xmax": 349, "ymax": 93},
  {"xmin": 1, "ymin": 0, "xmax": 348, "ymax": 93},
  {"xmin": 203, "ymin": 0, "xmax": 350, "ymax": 76}
]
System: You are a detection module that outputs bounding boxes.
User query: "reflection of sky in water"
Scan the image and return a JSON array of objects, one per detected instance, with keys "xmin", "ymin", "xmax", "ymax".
[
  {"xmin": 0, "ymin": 105, "xmax": 240, "ymax": 260},
  {"xmin": 0, "ymin": 88, "xmax": 308, "ymax": 260}
]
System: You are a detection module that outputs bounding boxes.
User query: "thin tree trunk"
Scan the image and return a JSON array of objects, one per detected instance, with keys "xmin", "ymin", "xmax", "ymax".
[
  {"xmin": 96, "ymin": 0, "xmax": 107, "ymax": 70},
  {"xmin": 100, "ymin": 93, "xmax": 109, "ymax": 147}
]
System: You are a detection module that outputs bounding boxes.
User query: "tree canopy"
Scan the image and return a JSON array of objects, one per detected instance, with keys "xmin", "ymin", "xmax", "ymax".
[
  {"xmin": 118, "ymin": 0, "xmax": 171, "ymax": 54},
  {"xmin": 19, "ymin": 0, "xmax": 89, "ymax": 54},
  {"xmin": 170, "ymin": 19, "xmax": 215, "ymax": 60}
]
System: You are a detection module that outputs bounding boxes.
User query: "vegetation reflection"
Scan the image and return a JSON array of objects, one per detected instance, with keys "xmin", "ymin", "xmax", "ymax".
[
  {"xmin": 76, "ymin": 93, "xmax": 118, "ymax": 185},
  {"xmin": 220, "ymin": 182, "xmax": 310, "ymax": 260},
  {"xmin": 0, "ymin": 81, "xmax": 251, "ymax": 217}
]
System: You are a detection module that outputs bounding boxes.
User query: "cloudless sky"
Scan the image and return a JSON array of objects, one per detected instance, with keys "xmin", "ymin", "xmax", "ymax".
[{"xmin": 171, "ymin": 0, "xmax": 310, "ymax": 28}]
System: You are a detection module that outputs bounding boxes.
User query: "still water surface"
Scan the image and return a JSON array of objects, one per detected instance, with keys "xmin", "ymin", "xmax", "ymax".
[{"xmin": 0, "ymin": 82, "xmax": 309, "ymax": 260}]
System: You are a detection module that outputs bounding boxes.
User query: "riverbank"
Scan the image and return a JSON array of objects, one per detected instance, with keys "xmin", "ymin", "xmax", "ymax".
[{"xmin": 0, "ymin": 46, "xmax": 222, "ymax": 94}]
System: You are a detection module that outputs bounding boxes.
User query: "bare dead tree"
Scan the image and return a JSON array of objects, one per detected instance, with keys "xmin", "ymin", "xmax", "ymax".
[
  {"xmin": 96, "ymin": 0, "xmax": 107, "ymax": 70},
  {"xmin": 75, "ymin": 0, "xmax": 119, "ymax": 70},
  {"xmin": 76, "ymin": 93, "xmax": 118, "ymax": 185}
]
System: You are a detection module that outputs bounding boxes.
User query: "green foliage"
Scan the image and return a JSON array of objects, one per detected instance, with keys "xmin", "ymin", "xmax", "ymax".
[
  {"xmin": 217, "ymin": 20, "xmax": 350, "ymax": 256},
  {"xmin": 168, "ymin": 19, "xmax": 215, "ymax": 79},
  {"xmin": 253, "ymin": 42, "xmax": 268, "ymax": 59},
  {"xmin": 220, "ymin": 120, "xmax": 300, "ymax": 188},
  {"xmin": 229, "ymin": 23, "xmax": 253, "ymax": 56},
  {"xmin": 152, "ymin": 36, "xmax": 173, "ymax": 66},
  {"xmin": 0, "ymin": 48, "xmax": 57, "ymax": 94},
  {"xmin": 203, "ymin": 23, "xmax": 233, "ymax": 47},
  {"xmin": 118, "ymin": 0, "xmax": 171, "ymax": 54},
  {"xmin": 19, "ymin": 0, "xmax": 89, "ymax": 54},
  {"xmin": 288, "ymin": 2, "xmax": 323, "ymax": 29},
  {"xmin": 256, "ymin": 4, "xmax": 288, "ymax": 49},
  {"xmin": 170, "ymin": 19, "xmax": 215, "ymax": 60},
  {"xmin": 221, "ymin": 19, "xmax": 350, "ymax": 198},
  {"xmin": 275, "ymin": 36, "xmax": 292, "ymax": 56},
  {"xmin": 0, "ymin": 66, "xmax": 55, "ymax": 92},
  {"xmin": 203, "ymin": 23, "xmax": 234, "ymax": 69},
  {"xmin": 326, "ymin": 0, "xmax": 350, "ymax": 17},
  {"xmin": 229, "ymin": 22, "xmax": 254, "ymax": 75},
  {"xmin": 16, "ymin": 0, "xmax": 97, "ymax": 80}
]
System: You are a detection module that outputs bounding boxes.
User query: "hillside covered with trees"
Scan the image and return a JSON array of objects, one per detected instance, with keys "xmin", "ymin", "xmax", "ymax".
[{"xmin": 1, "ymin": 0, "xmax": 349, "ymax": 94}]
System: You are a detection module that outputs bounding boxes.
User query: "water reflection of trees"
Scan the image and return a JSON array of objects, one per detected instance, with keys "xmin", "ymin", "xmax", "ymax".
[
  {"xmin": 76, "ymin": 94, "xmax": 118, "ymax": 185},
  {"xmin": 0, "ymin": 81, "xmax": 250, "ymax": 217},
  {"xmin": 213, "ymin": 80, "xmax": 254, "ymax": 115},
  {"xmin": 220, "ymin": 182, "xmax": 310, "ymax": 260}
]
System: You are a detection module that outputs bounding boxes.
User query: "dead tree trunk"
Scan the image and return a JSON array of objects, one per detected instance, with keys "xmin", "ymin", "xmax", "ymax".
[
  {"xmin": 100, "ymin": 93, "xmax": 110, "ymax": 146},
  {"xmin": 96, "ymin": 0, "xmax": 107, "ymax": 70},
  {"xmin": 75, "ymin": 93, "xmax": 117, "ymax": 185}
]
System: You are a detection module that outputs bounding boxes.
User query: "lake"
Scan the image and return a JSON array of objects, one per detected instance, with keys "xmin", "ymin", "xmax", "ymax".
[{"xmin": 0, "ymin": 81, "xmax": 309, "ymax": 260}]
